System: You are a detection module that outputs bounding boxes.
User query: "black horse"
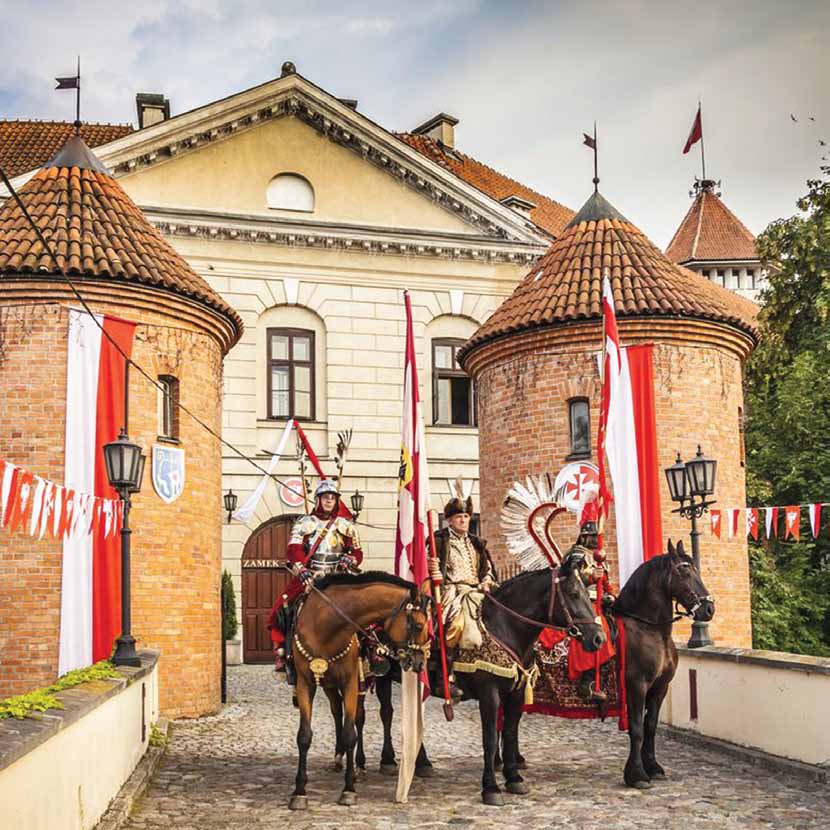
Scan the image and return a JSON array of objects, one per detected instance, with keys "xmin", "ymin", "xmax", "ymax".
[{"xmin": 613, "ymin": 539, "xmax": 715, "ymax": 788}]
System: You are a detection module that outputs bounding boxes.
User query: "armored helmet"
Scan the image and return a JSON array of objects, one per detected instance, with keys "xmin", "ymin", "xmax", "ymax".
[{"xmin": 314, "ymin": 479, "xmax": 340, "ymax": 499}]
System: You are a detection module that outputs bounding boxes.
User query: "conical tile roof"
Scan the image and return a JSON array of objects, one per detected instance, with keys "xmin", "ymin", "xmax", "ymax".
[
  {"xmin": 460, "ymin": 190, "xmax": 757, "ymax": 362},
  {"xmin": 0, "ymin": 136, "xmax": 242, "ymax": 349},
  {"xmin": 665, "ymin": 183, "xmax": 757, "ymax": 263}
]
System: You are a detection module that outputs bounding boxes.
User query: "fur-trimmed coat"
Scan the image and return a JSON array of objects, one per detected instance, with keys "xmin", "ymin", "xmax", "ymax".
[{"xmin": 434, "ymin": 527, "xmax": 498, "ymax": 584}]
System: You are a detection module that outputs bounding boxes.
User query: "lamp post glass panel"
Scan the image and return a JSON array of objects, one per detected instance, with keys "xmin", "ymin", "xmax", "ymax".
[
  {"xmin": 350, "ymin": 489, "xmax": 364, "ymax": 520},
  {"xmin": 103, "ymin": 429, "xmax": 144, "ymax": 667},
  {"xmin": 224, "ymin": 489, "xmax": 238, "ymax": 524},
  {"xmin": 664, "ymin": 446, "xmax": 717, "ymax": 648}
]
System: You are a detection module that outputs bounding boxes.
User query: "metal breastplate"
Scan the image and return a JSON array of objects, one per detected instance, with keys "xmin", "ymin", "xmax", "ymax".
[
  {"xmin": 308, "ymin": 549, "xmax": 341, "ymax": 572},
  {"xmin": 306, "ymin": 521, "xmax": 345, "ymax": 572}
]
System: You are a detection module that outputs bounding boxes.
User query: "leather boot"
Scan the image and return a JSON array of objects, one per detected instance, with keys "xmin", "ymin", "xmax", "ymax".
[
  {"xmin": 285, "ymin": 660, "xmax": 297, "ymax": 687},
  {"xmin": 577, "ymin": 670, "xmax": 607, "ymax": 703}
]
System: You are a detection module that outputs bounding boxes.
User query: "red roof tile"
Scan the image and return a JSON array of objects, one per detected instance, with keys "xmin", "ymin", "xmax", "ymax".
[
  {"xmin": 0, "ymin": 137, "xmax": 242, "ymax": 349},
  {"xmin": 665, "ymin": 186, "xmax": 757, "ymax": 263},
  {"xmin": 0, "ymin": 120, "xmax": 133, "ymax": 179},
  {"xmin": 460, "ymin": 191, "xmax": 758, "ymax": 361},
  {"xmin": 398, "ymin": 133, "xmax": 574, "ymax": 237}
]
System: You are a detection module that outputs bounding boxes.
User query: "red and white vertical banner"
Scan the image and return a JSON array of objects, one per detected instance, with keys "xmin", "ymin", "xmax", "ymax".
[
  {"xmin": 765, "ymin": 506, "xmax": 778, "ymax": 539},
  {"xmin": 394, "ymin": 291, "xmax": 430, "ymax": 804},
  {"xmin": 809, "ymin": 504, "xmax": 822, "ymax": 539},
  {"xmin": 59, "ymin": 309, "xmax": 135, "ymax": 675},
  {"xmin": 726, "ymin": 507, "xmax": 741, "ymax": 540},
  {"xmin": 598, "ymin": 277, "xmax": 663, "ymax": 587},
  {"xmin": 710, "ymin": 509, "xmax": 722, "ymax": 539}
]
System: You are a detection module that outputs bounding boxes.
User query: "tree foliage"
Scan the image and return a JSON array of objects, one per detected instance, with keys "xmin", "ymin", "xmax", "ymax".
[
  {"xmin": 745, "ymin": 164, "xmax": 830, "ymax": 656},
  {"xmin": 222, "ymin": 570, "xmax": 239, "ymax": 641}
]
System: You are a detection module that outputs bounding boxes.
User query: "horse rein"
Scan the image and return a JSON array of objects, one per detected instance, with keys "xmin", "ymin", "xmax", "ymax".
[
  {"xmin": 483, "ymin": 567, "xmax": 599, "ymax": 639},
  {"xmin": 613, "ymin": 565, "xmax": 713, "ymax": 627}
]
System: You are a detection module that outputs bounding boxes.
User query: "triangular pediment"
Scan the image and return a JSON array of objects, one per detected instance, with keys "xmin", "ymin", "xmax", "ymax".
[{"xmin": 65, "ymin": 72, "xmax": 548, "ymax": 246}]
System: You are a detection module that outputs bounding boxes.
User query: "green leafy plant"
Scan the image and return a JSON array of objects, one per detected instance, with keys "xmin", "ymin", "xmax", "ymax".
[
  {"xmin": 0, "ymin": 660, "xmax": 121, "ymax": 719},
  {"xmin": 222, "ymin": 570, "xmax": 239, "ymax": 641},
  {"xmin": 148, "ymin": 722, "xmax": 169, "ymax": 748},
  {"xmin": 745, "ymin": 163, "xmax": 830, "ymax": 657}
]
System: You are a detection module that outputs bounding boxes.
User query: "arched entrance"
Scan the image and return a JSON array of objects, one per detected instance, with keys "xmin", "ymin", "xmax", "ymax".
[{"xmin": 241, "ymin": 514, "xmax": 298, "ymax": 663}]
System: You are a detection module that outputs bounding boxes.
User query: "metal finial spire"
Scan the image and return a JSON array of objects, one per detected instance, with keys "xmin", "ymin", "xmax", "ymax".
[
  {"xmin": 582, "ymin": 122, "xmax": 599, "ymax": 193},
  {"xmin": 55, "ymin": 56, "xmax": 82, "ymax": 136}
]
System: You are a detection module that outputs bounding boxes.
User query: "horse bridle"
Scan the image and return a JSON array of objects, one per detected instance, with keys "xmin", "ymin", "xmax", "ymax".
[
  {"xmin": 483, "ymin": 567, "xmax": 600, "ymax": 639},
  {"xmin": 386, "ymin": 592, "xmax": 432, "ymax": 665},
  {"xmin": 614, "ymin": 564, "xmax": 714, "ymax": 627}
]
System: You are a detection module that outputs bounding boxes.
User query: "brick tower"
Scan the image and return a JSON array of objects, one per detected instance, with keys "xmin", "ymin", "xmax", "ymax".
[
  {"xmin": 459, "ymin": 190, "xmax": 758, "ymax": 647},
  {"xmin": 0, "ymin": 136, "xmax": 242, "ymax": 716}
]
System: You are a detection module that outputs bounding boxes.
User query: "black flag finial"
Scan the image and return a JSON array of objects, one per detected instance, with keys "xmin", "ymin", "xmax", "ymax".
[
  {"xmin": 55, "ymin": 56, "xmax": 81, "ymax": 135},
  {"xmin": 583, "ymin": 122, "xmax": 598, "ymax": 193}
]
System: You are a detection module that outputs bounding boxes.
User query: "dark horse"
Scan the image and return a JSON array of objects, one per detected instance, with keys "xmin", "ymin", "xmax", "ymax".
[
  {"xmin": 289, "ymin": 571, "xmax": 431, "ymax": 809},
  {"xmin": 614, "ymin": 539, "xmax": 715, "ymax": 788}
]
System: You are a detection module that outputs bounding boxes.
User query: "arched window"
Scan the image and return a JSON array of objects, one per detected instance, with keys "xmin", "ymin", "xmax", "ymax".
[
  {"xmin": 568, "ymin": 398, "xmax": 590, "ymax": 458},
  {"xmin": 266, "ymin": 173, "xmax": 314, "ymax": 212}
]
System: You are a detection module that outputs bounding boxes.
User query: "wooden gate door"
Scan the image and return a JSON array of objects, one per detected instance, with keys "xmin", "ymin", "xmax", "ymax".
[{"xmin": 241, "ymin": 515, "xmax": 297, "ymax": 663}]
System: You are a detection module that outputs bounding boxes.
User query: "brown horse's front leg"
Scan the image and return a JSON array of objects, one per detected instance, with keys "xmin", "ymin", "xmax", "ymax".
[
  {"xmin": 624, "ymin": 678, "xmax": 652, "ymax": 789},
  {"xmin": 376, "ymin": 673, "xmax": 397, "ymax": 773},
  {"xmin": 338, "ymin": 672, "xmax": 359, "ymax": 806},
  {"xmin": 642, "ymin": 675, "xmax": 670, "ymax": 780},
  {"xmin": 325, "ymin": 687, "xmax": 345, "ymax": 771},
  {"xmin": 355, "ymin": 692, "xmax": 367, "ymax": 778},
  {"xmin": 290, "ymin": 675, "xmax": 316, "ymax": 810}
]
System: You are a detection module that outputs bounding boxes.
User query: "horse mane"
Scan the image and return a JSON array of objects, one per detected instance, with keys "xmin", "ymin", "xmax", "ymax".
[
  {"xmin": 314, "ymin": 570, "xmax": 416, "ymax": 592},
  {"xmin": 614, "ymin": 553, "xmax": 671, "ymax": 613},
  {"xmin": 495, "ymin": 567, "xmax": 549, "ymax": 595}
]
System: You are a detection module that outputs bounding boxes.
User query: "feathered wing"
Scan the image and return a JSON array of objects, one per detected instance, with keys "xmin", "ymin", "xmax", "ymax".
[
  {"xmin": 334, "ymin": 428, "xmax": 353, "ymax": 486},
  {"xmin": 500, "ymin": 473, "xmax": 562, "ymax": 571}
]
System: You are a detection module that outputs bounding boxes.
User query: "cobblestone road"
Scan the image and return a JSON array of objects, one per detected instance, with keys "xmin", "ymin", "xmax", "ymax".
[{"xmin": 125, "ymin": 665, "xmax": 828, "ymax": 829}]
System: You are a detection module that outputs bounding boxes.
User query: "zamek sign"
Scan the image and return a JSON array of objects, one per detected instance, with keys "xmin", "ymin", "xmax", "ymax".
[{"xmin": 242, "ymin": 559, "xmax": 284, "ymax": 569}]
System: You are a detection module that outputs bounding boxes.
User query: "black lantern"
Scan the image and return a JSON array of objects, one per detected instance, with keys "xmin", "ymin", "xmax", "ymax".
[
  {"xmin": 686, "ymin": 445, "xmax": 717, "ymax": 497},
  {"xmin": 350, "ymin": 489, "xmax": 365, "ymax": 520},
  {"xmin": 224, "ymin": 489, "xmax": 238, "ymax": 524},
  {"xmin": 665, "ymin": 452, "xmax": 690, "ymax": 503},
  {"xmin": 128, "ymin": 454, "xmax": 146, "ymax": 495},
  {"xmin": 103, "ymin": 429, "xmax": 143, "ymax": 494}
]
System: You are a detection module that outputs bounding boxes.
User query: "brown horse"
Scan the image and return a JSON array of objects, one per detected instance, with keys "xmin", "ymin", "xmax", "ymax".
[
  {"xmin": 289, "ymin": 571, "xmax": 431, "ymax": 810},
  {"xmin": 614, "ymin": 539, "xmax": 715, "ymax": 788}
]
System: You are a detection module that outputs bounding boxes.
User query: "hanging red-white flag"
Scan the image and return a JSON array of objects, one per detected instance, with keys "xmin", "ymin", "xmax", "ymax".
[
  {"xmin": 784, "ymin": 506, "xmax": 800, "ymax": 541},
  {"xmin": 726, "ymin": 507, "xmax": 740, "ymax": 539},
  {"xmin": 683, "ymin": 105, "xmax": 703, "ymax": 154},
  {"xmin": 764, "ymin": 506, "xmax": 778, "ymax": 539},
  {"xmin": 598, "ymin": 276, "xmax": 663, "ymax": 587},
  {"xmin": 746, "ymin": 508, "xmax": 759, "ymax": 541},
  {"xmin": 710, "ymin": 509, "xmax": 722, "ymax": 538},
  {"xmin": 59, "ymin": 309, "xmax": 136, "ymax": 675},
  {"xmin": 808, "ymin": 503, "xmax": 821, "ymax": 539}
]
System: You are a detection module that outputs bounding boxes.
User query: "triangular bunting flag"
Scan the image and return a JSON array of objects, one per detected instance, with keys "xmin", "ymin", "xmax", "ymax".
[
  {"xmin": 746, "ymin": 508, "xmax": 759, "ymax": 541},
  {"xmin": 710, "ymin": 509, "xmax": 722, "ymax": 538},
  {"xmin": 809, "ymin": 503, "xmax": 821, "ymax": 539},
  {"xmin": 765, "ymin": 506, "xmax": 778, "ymax": 539},
  {"xmin": 784, "ymin": 505, "xmax": 800, "ymax": 540},
  {"xmin": 727, "ymin": 507, "xmax": 741, "ymax": 539}
]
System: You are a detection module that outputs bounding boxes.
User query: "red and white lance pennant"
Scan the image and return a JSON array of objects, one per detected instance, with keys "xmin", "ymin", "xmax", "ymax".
[
  {"xmin": 0, "ymin": 458, "xmax": 122, "ymax": 543},
  {"xmin": 708, "ymin": 503, "xmax": 830, "ymax": 541}
]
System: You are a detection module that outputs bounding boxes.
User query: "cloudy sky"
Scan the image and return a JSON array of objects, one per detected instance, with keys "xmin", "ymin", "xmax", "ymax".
[{"xmin": 3, "ymin": 0, "xmax": 827, "ymax": 246}]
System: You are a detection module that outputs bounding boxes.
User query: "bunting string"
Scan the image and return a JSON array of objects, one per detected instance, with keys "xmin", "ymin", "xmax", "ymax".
[
  {"xmin": 0, "ymin": 458, "xmax": 122, "ymax": 542},
  {"xmin": 709, "ymin": 503, "xmax": 829, "ymax": 542}
]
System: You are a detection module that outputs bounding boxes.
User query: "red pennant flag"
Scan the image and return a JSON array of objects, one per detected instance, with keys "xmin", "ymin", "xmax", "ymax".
[
  {"xmin": 747, "ymin": 508, "xmax": 759, "ymax": 541},
  {"xmin": 710, "ymin": 509, "xmax": 722, "ymax": 538},
  {"xmin": 683, "ymin": 105, "xmax": 703, "ymax": 154},
  {"xmin": 6, "ymin": 470, "xmax": 35, "ymax": 535},
  {"xmin": 784, "ymin": 506, "xmax": 800, "ymax": 540},
  {"xmin": 809, "ymin": 503, "xmax": 821, "ymax": 539},
  {"xmin": 3, "ymin": 466, "xmax": 21, "ymax": 529}
]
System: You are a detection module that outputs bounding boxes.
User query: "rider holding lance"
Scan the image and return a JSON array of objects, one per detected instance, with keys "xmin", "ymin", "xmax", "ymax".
[{"xmin": 269, "ymin": 480, "xmax": 363, "ymax": 680}]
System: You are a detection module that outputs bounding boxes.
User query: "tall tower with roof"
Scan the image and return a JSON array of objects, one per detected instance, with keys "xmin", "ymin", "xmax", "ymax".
[
  {"xmin": 666, "ymin": 179, "xmax": 766, "ymax": 302},
  {"xmin": 461, "ymin": 188, "xmax": 759, "ymax": 648},
  {"xmin": 0, "ymin": 136, "xmax": 241, "ymax": 716}
]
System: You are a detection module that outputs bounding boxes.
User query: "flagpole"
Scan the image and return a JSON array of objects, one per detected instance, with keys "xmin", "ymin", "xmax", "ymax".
[
  {"xmin": 698, "ymin": 102, "xmax": 706, "ymax": 181},
  {"xmin": 593, "ymin": 121, "xmax": 599, "ymax": 193},
  {"xmin": 75, "ymin": 56, "xmax": 81, "ymax": 135}
]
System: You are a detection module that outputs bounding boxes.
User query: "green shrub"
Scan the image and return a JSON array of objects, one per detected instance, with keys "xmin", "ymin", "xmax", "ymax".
[{"xmin": 222, "ymin": 570, "xmax": 239, "ymax": 641}]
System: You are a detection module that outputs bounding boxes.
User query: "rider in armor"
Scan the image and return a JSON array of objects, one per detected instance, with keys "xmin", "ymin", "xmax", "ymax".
[
  {"xmin": 268, "ymin": 480, "xmax": 363, "ymax": 682},
  {"xmin": 433, "ymin": 489, "xmax": 498, "ymax": 651}
]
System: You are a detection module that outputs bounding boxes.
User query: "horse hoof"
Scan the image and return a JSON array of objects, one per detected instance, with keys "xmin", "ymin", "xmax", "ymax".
[
  {"xmin": 630, "ymin": 780, "xmax": 653, "ymax": 790},
  {"xmin": 648, "ymin": 771, "xmax": 667, "ymax": 781},
  {"xmin": 482, "ymin": 791, "xmax": 505, "ymax": 807},
  {"xmin": 339, "ymin": 791, "xmax": 357, "ymax": 806},
  {"xmin": 506, "ymin": 781, "xmax": 529, "ymax": 795},
  {"xmin": 289, "ymin": 795, "xmax": 308, "ymax": 810},
  {"xmin": 379, "ymin": 763, "xmax": 398, "ymax": 776},
  {"xmin": 415, "ymin": 764, "xmax": 434, "ymax": 778}
]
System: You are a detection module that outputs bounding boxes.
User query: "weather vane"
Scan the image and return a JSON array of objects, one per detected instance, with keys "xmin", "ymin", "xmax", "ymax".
[
  {"xmin": 583, "ymin": 122, "xmax": 598, "ymax": 193},
  {"xmin": 55, "ymin": 56, "xmax": 81, "ymax": 135}
]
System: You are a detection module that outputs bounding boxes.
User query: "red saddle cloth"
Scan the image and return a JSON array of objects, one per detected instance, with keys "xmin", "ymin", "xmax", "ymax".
[{"xmin": 523, "ymin": 620, "xmax": 628, "ymax": 731}]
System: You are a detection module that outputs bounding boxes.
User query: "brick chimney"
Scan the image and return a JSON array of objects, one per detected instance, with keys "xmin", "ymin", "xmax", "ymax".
[
  {"xmin": 136, "ymin": 93, "xmax": 171, "ymax": 129},
  {"xmin": 412, "ymin": 112, "xmax": 459, "ymax": 149}
]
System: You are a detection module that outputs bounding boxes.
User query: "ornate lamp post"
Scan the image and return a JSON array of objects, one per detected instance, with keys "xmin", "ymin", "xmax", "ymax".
[
  {"xmin": 103, "ymin": 429, "xmax": 145, "ymax": 667},
  {"xmin": 664, "ymin": 445, "xmax": 717, "ymax": 648},
  {"xmin": 350, "ymin": 489, "xmax": 365, "ymax": 521},
  {"xmin": 224, "ymin": 489, "xmax": 238, "ymax": 524}
]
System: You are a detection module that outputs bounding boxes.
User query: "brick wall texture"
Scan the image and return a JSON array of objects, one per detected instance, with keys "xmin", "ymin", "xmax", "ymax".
[
  {"xmin": 470, "ymin": 318, "xmax": 753, "ymax": 648},
  {"xmin": 0, "ymin": 283, "xmax": 227, "ymax": 717}
]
